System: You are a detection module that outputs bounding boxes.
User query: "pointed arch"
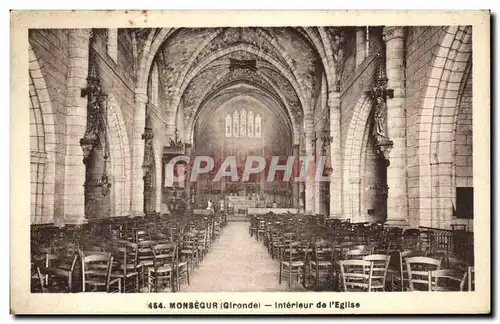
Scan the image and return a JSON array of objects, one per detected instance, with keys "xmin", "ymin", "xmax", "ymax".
[
  {"xmin": 417, "ymin": 25, "xmax": 473, "ymax": 228},
  {"xmin": 29, "ymin": 43, "xmax": 56, "ymax": 224},
  {"xmin": 342, "ymin": 95, "xmax": 372, "ymax": 220},
  {"xmin": 106, "ymin": 94, "xmax": 132, "ymax": 216}
]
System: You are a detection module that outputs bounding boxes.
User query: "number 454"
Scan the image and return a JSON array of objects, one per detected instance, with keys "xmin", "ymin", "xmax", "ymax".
[{"xmin": 148, "ymin": 302, "xmax": 164, "ymax": 309}]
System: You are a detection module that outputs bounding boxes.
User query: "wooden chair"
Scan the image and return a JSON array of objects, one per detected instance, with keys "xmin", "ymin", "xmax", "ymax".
[
  {"xmin": 309, "ymin": 240, "xmax": 334, "ymax": 289},
  {"xmin": 279, "ymin": 241, "xmax": 304, "ymax": 289},
  {"xmin": 180, "ymin": 232, "xmax": 199, "ymax": 274},
  {"xmin": 405, "ymin": 256, "xmax": 441, "ymax": 291},
  {"xmin": 137, "ymin": 240, "xmax": 156, "ymax": 290},
  {"xmin": 148, "ymin": 243, "xmax": 176, "ymax": 292},
  {"xmin": 428, "ymin": 269, "xmax": 465, "ymax": 291},
  {"xmin": 339, "ymin": 259, "xmax": 371, "ymax": 292},
  {"xmin": 80, "ymin": 252, "xmax": 121, "ymax": 292},
  {"xmin": 110, "ymin": 242, "xmax": 140, "ymax": 292},
  {"xmin": 389, "ymin": 249, "xmax": 426, "ymax": 291},
  {"xmin": 363, "ymin": 254, "xmax": 391, "ymax": 291},
  {"xmin": 40, "ymin": 253, "xmax": 78, "ymax": 293},
  {"xmin": 175, "ymin": 242, "xmax": 190, "ymax": 291}
]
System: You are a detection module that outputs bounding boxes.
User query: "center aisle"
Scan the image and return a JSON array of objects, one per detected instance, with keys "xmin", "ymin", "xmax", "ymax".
[{"xmin": 182, "ymin": 222, "xmax": 288, "ymax": 292}]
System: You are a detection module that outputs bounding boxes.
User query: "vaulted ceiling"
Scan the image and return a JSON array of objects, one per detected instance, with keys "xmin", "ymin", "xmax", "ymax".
[{"xmin": 138, "ymin": 27, "xmax": 342, "ymax": 142}]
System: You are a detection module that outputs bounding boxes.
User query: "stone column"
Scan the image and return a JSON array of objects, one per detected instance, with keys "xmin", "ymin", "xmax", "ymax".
[
  {"xmin": 185, "ymin": 143, "xmax": 193, "ymax": 211},
  {"xmin": 64, "ymin": 28, "xmax": 91, "ymax": 225},
  {"xmin": 299, "ymin": 146, "xmax": 306, "ymax": 213},
  {"xmin": 292, "ymin": 144, "xmax": 300, "ymax": 208},
  {"xmin": 356, "ymin": 27, "xmax": 367, "ymax": 68},
  {"xmin": 329, "ymin": 92, "xmax": 343, "ymax": 219},
  {"xmin": 130, "ymin": 88, "xmax": 148, "ymax": 217},
  {"xmin": 383, "ymin": 26, "xmax": 408, "ymax": 226},
  {"xmin": 314, "ymin": 138, "xmax": 321, "ymax": 214},
  {"xmin": 304, "ymin": 115, "xmax": 315, "ymax": 214}
]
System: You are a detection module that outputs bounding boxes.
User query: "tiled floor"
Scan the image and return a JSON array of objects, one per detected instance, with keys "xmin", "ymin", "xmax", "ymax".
[{"xmin": 182, "ymin": 222, "xmax": 300, "ymax": 292}]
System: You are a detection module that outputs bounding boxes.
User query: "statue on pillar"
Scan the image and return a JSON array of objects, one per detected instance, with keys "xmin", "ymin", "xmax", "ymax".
[
  {"xmin": 366, "ymin": 64, "xmax": 394, "ymax": 164},
  {"xmin": 373, "ymin": 90, "xmax": 389, "ymax": 143}
]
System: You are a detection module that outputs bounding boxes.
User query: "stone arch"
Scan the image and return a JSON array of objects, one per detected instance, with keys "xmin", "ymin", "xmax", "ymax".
[
  {"xmin": 106, "ymin": 94, "xmax": 132, "ymax": 216},
  {"xmin": 192, "ymin": 87, "xmax": 295, "ymax": 147},
  {"xmin": 342, "ymin": 95, "xmax": 372, "ymax": 220},
  {"xmin": 174, "ymin": 44, "xmax": 309, "ymax": 122},
  {"xmin": 29, "ymin": 43, "xmax": 56, "ymax": 224},
  {"xmin": 418, "ymin": 25, "xmax": 472, "ymax": 228},
  {"xmin": 137, "ymin": 28, "xmax": 175, "ymax": 90},
  {"xmin": 186, "ymin": 75, "xmax": 299, "ymax": 144}
]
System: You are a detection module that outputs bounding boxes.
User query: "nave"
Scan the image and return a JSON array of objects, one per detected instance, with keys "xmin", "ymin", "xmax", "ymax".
[{"xmin": 183, "ymin": 221, "xmax": 292, "ymax": 292}]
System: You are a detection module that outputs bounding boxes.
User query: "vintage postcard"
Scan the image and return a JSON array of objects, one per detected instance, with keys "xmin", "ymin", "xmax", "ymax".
[{"xmin": 10, "ymin": 10, "xmax": 490, "ymax": 315}]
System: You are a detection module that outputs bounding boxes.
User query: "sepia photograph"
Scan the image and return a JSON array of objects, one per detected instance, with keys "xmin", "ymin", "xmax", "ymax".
[{"xmin": 10, "ymin": 9, "xmax": 490, "ymax": 315}]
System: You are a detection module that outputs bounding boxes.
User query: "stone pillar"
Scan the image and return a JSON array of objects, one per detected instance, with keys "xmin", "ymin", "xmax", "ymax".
[
  {"xmin": 292, "ymin": 144, "xmax": 300, "ymax": 208},
  {"xmin": 383, "ymin": 26, "xmax": 408, "ymax": 226},
  {"xmin": 356, "ymin": 27, "xmax": 367, "ymax": 68},
  {"xmin": 131, "ymin": 88, "xmax": 148, "ymax": 217},
  {"xmin": 64, "ymin": 28, "xmax": 91, "ymax": 225},
  {"xmin": 304, "ymin": 116, "xmax": 315, "ymax": 214},
  {"xmin": 329, "ymin": 92, "xmax": 343, "ymax": 219},
  {"xmin": 185, "ymin": 143, "xmax": 193, "ymax": 211}
]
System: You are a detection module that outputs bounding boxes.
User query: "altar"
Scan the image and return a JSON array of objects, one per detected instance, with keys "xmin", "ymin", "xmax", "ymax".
[{"xmin": 227, "ymin": 195, "xmax": 259, "ymax": 214}]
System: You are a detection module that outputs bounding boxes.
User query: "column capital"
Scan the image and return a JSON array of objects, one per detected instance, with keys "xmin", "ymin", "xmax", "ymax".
[{"xmin": 383, "ymin": 26, "xmax": 405, "ymax": 42}]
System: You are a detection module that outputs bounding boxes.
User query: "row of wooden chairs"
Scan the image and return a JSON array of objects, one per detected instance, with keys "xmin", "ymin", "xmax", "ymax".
[
  {"xmin": 249, "ymin": 214, "xmax": 474, "ymax": 292},
  {"xmin": 32, "ymin": 212, "xmax": 227, "ymax": 293}
]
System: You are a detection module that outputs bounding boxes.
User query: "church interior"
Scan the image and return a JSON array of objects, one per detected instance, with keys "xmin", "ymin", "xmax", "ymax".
[{"xmin": 29, "ymin": 26, "xmax": 474, "ymax": 293}]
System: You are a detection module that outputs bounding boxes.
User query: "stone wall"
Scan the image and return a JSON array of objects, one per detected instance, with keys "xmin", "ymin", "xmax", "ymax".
[
  {"xmin": 29, "ymin": 29, "xmax": 69, "ymax": 224},
  {"xmin": 405, "ymin": 26, "xmax": 447, "ymax": 227},
  {"xmin": 29, "ymin": 28, "xmax": 138, "ymax": 222}
]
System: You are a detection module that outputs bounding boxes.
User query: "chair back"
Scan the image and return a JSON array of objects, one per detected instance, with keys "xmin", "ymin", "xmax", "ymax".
[
  {"xmin": 152, "ymin": 243, "xmax": 176, "ymax": 270},
  {"xmin": 363, "ymin": 254, "xmax": 391, "ymax": 291},
  {"xmin": 339, "ymin": 259, "xmax": 371, "ymax": 292},
  {"xmin": 137, "ymin": 240, "xmax": 155, "ymax": 265},
  {"xmin": 405, "ymin": 256, "xmax": 441, "ymax": 291},
  {"xmin": 344, "ymin": 249, "xmax": 370, "ymax": 260},
  {"xmin": 428, "ymin": 269, "xmax": 465, "ymax": 291},
  {"xmin": 314, "ymin": 240, "xmax": 334, "ymax": 263},
  {"xmin": 79, "ymin": 251, "xmax": 113, "ymax": 292},
  {"xmin": 113, "ymin": 242, "xmax": 138, "ymax": 277},
  {"xmin": 280, "ymin": 241, "xmax": 302, "ymax": 263}
]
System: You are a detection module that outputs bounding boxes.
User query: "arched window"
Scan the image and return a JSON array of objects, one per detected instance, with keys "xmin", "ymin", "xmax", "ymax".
[
  {"xmin": 225, "ymin": 114, "xmax": 232, "ymax": 137},
  {"xmin": 255, "ymin": 114, "xmax": 262, "ymax": 138},
  {"xmin": 232, "ymin": 111, "xmax": 239, "ymax": 137},
  {"xmin": 240, "ymin": 109, "xmax": 247, "ymax": 137},
  {"xmin": 248, "ymin": 111, "xmax": 254, "ymax": 137}
]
